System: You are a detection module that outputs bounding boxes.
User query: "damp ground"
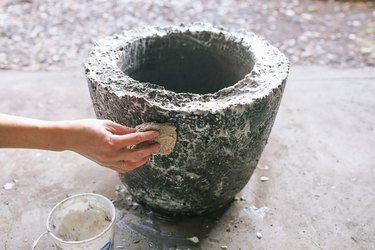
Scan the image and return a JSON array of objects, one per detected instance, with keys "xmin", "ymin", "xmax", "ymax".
[{"xmin": 1, "ymin": 66, "xmax": 374, "ymax": 249}]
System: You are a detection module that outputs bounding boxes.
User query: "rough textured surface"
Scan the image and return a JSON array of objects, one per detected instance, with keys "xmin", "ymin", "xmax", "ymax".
[
  {"xmin": 1, "ymin": 66, "xmax": 374, "ymax": 249},
  {"xmin": 1, "ymin": 0, "xmax": 374, "ymax": 71},
  {"xmin": 135, "ymin": 123, "xmax": 177, "ymax": 156},
  {"xmin": 85, "ymin": 23, "xmax": 289, "ymax": 215}
]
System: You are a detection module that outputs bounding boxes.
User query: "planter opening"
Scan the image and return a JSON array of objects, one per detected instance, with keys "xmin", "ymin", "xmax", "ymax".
[{"xmin": 120, "ymin": 31, "xmax": 254, "ymax": 94}]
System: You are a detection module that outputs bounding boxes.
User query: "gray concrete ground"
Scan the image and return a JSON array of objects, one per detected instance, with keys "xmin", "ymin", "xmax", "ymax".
[{"xmin": 0, "ymin": 66, "xmax": 374, "ymax": 249}]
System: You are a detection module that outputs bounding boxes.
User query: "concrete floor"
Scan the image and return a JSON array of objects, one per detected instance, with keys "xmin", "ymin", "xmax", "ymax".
[{"xmin": 0, "ymin": 66, "xmax": 374, "ymax": 250}]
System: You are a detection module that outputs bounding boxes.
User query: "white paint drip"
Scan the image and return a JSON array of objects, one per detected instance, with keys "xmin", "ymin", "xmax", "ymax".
[
  {"xmin": 244, "ymin": 205, "xmax": 269, "ymax": 219},
  {"xmin": 3, "ymin": 179, "xmax": 17, "ymax": 190},
  {"xmin": 188, "ymin": 236, "xmax": 199, "ymax": 243},
  {"xmin": 260, "ymin": 176, "xmax": 269, "ymax": 182}
]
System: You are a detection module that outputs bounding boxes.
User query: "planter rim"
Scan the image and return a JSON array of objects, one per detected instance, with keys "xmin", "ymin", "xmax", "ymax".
[{"xmin": 84, "ymin": 23, "xmax": 289, "ymax": 113}]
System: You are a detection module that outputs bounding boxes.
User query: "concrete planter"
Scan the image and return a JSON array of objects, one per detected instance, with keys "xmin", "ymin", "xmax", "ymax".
[{"xmin": 84, "ymin": 24, "xmax": 289, "ymax": 215}]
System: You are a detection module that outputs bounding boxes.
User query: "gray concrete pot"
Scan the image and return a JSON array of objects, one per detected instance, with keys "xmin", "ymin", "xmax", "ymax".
[{"xmin": 84, "ymin": 23, "xmax": 289, "ymax": 215}]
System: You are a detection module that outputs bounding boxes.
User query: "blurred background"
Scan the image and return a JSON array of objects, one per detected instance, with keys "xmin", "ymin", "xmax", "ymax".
[{"xmin": 0, "ymin": 0, "xmax": 374, "ymax": 71}]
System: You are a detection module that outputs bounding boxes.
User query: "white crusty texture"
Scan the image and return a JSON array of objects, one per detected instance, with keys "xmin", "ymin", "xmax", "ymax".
[{"xmin": 135, "ymin": 123, "xmax": 177, "ymax": 156}]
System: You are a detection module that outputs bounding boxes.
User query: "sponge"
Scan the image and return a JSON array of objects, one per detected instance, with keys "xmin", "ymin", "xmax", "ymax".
[{"xmin": 135, "ymin": 122, "xmax": 177, "ymax": 156}]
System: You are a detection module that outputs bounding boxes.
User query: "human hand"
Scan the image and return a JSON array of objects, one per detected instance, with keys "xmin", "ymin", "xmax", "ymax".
[{"xmin": 64, "ymin": 119, "xmax": 160, "ymax": 173}]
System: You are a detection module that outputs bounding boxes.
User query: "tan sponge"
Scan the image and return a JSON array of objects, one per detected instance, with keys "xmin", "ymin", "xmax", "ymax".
[{"xmin": 135, "ymin": 122, "xmax": 177, "ymax": 156}]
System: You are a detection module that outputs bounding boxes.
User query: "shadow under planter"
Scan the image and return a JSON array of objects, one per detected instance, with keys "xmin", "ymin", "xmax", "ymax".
[{"xmin": 85, "ymin": 23, "xmax": 289, "ymax": 215}]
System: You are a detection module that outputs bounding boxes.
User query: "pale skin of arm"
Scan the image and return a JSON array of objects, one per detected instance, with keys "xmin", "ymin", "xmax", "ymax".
[{"xmin": 0, "ymin": 114, "xmax": 160, "ymax": 173}]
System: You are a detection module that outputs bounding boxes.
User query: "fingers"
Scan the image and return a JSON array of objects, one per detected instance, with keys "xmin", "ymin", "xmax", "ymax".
[
  {"xmin": 112, "ymin": 130, "xmax": 159, "ymax": 148},
  {"xmin": 100, "ymin": 143, "xmax": 159, "ymax": 173},
  {"xmin": 104, "ymin": 120, "xmax": 136, "ymax": 135},
  {"xmin": 97, "ymin": 141, "xmax": 159, "ymax": 165},
  {"xmin": 91, "ymin": 122, "xmax": 160, "ymax": 173},
  {"xmin": 109, "ymin": 156, "xmax": 151, "ymax": 173},
  {"xmin": 113, "ymin": 143, "xmax": 160, "ymax": 161}
]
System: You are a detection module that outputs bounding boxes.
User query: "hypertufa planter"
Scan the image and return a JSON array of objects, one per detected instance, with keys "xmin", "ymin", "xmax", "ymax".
[{"xmin": 84, "ymin": 23, "xmax": 289, "ymax": 215}]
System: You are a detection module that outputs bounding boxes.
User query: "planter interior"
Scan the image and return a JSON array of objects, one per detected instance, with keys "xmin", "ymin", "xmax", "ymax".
[{"xmin": 120, "ymin": 31, "xmax": 254, "ymax": 94}]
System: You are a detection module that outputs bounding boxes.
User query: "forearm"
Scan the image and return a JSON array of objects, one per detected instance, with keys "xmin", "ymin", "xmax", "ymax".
[
  {"xmin": 0, "ymin": 114, "xmax": 161, "ymax": 172},
  {"xmin": 0, "ymin": 114, "xmax": 71, "ymax": 151}
]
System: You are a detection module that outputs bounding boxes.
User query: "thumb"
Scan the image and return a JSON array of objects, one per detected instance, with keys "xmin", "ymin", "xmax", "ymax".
[{"xmin": 105, "ymin": 120, "xmax": 136, "ymax": 135}]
